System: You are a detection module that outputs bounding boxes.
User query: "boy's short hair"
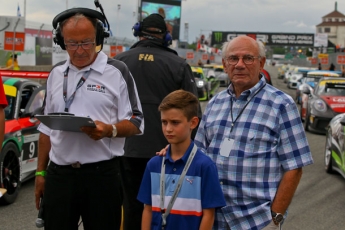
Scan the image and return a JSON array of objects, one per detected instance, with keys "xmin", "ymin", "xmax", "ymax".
[{"xmin": 159, "ymin": 90, "xmax": 198, "ymax": 120}]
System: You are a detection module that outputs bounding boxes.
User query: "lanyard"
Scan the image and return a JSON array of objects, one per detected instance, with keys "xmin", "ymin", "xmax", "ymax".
[
  {"xmin": 230, "ymin": 83, "xmax": 266, "ymax": 133},
  {"xmin": 63, "ymin": 67, "xmax": 91, "ymax": 112},
  {"xmin": 160, "ymin": 144, "xmax": 198, "ymax": 229}
]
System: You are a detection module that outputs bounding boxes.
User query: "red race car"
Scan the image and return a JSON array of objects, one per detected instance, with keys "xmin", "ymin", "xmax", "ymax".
[{"xmin": 0, "ymin": 70, "xmax": 48, "ymax": 204}]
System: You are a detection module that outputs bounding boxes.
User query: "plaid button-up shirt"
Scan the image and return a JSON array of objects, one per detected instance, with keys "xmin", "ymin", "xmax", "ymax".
[{"xmin": 195, "ymin": 76, "xmax": 313, "ymax": 230}]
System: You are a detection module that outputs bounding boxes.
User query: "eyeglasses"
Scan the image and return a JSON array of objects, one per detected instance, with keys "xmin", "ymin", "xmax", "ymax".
[
  {"xmin": 64, "ymin": 42, "xmax": 95, "ymax": 50},
  {"xmin": 225, "ymin": 55, "xmax": 261, "ymax": 65}
]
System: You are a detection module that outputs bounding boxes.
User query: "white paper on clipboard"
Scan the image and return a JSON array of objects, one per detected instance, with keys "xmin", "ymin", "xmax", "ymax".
[{"xmin": 35, "ymin": 113, "xmax": 96, "ymax": 132}]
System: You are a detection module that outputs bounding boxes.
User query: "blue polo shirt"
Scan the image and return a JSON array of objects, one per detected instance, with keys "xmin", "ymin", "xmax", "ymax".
[{"xmin": 137, "ymin": 141, "xmax": 226, "ymax": 230}]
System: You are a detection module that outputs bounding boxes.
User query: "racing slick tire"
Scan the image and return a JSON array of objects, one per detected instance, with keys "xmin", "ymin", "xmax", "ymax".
[
  {"xmin": 325, "ymin": 128, "xmax": 335, "ymax": 174},
  {"xmin": 0, "ymin": 142, "xmax": 21, "ymax": 204}
]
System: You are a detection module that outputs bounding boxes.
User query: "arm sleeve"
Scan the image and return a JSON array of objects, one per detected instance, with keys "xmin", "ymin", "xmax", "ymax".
[{"xmin": 0, "ymin": 77, "xmax": 8, "ymax": 108}]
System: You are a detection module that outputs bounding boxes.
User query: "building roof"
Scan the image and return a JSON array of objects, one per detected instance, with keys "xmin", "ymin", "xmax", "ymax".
[
  {"xmin": 322, "ymin": 10, "xmax": 345, "ymax": 18},
  {"xmin": 316, "ymin": 21, "xmax": 345, "ymax": 27}
]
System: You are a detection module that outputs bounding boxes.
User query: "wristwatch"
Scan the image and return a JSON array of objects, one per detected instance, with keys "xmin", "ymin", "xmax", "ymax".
[
  {"xmin": 112, "ymin": 124, "xmax": 117, "ymax": 137},
  {"xmin": 271, "ymin": 211, "xmax": 284, "ymax": 225}
]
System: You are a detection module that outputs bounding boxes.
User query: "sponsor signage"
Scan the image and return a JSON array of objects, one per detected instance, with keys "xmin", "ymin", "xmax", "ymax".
[
  {"xmin": 202, "ymin": 54, "xmax": 208, "ymax": 60},
  {"xmin": 337, "ymin": 55, "xmax": 345, "ymax": 65},
  {"xmin": 311, "ymin": 58, "xmax": 318, "ymax": 65},
  {"xmin": 211, "ymin": 31, "xmax": 314, "ymax": 46},
  {"xmin": 320, "ymin": 57, "xmax": 329, "ymax": 65},
  {"xmin": 186, "ymin": 52, "xmax": 194, "ymax": 60},
  {"xmin": 4, "ymin": 31, "xmax": 25, "ymax": 51},
  {"xmin": 318, "ymin": 53, "xmax": 329, "ymax": 58}
]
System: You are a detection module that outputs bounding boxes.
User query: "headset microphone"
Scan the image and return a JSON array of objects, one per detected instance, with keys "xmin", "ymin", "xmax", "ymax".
[{"xmin": 35, "ymin": 197, "xmax": 44, "ymax": 228}]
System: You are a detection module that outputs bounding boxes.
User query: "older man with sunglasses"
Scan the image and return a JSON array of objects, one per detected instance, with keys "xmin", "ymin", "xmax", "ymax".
[{"xmin": 194, "ymin": 35, "xmax": 313, "ymax": 230}]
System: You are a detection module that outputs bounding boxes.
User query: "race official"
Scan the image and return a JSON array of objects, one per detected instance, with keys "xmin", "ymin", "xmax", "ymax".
[{"xmin": 34, "ymin": 8, "xmax": 143, "ymax": 230}]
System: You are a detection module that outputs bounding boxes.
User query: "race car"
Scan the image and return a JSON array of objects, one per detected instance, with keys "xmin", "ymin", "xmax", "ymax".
[
  {"xmin": 0, "ymin": 70, "xmax": 48, "ymax": 204},
  {"xmin": 324, "ymin": 113, "xmax": 345, "ymax": 179},
  {"xmin": 303, "ymin": 77, "xmax": 345, "ymax": 134},
  {"xmin": 191, "ymin": 66, "xmax": 219, "ymax": 101},
  {"xmin": 299, "ymin": 70, "xmax": 341, "ymax": 117}
]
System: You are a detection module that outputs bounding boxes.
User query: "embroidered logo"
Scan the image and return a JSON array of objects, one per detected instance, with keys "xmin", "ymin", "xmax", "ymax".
[
  {"xmin": 186, "ymin": 178, "xmax": 193, "ymax": 184},
  {"xmin": 87, "ymin": 84, "xmax": 106, "ymax": 93}
]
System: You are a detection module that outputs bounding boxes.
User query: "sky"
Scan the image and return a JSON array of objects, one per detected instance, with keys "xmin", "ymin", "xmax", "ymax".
[{"xmin": 0, "ymin": 0, "xmax": 341, "ymax": 44}]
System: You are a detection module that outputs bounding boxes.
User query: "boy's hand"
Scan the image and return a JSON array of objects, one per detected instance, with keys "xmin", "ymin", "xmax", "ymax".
[{"xmin": 156, "ymin": 144, "xmax": 169, "ymax": 156}]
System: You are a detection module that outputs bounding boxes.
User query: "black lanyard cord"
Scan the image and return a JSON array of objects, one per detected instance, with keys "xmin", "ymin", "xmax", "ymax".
[{"xmin": 230, "ymin": 83, "xmax": 266, "ymax": 133}]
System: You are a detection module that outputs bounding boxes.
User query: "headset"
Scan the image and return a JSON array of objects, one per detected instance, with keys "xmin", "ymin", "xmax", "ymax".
[
  {"xmin": 132, "ymin": 20, "xmax": 172, "ymax": 47},
  {"xmin": 52, "ymin": 1, "xmax": 110, "ymax": 50}
]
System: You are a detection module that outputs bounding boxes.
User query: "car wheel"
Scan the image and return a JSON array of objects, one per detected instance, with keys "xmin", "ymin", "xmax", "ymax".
[
  {"xmin": 304, "ymin": 111, "xmax": 310, "ymax": 131},
  {"xmin": 325, "ymin": 128, "xmax": 334, "ymax": 174},
  {"xmin": 0, "ymin": 142, "xmax": 21, "ymax": 204}
]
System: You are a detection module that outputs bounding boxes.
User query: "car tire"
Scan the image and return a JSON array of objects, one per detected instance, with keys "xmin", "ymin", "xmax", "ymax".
[
  {"xmin": 0, "ymin": 142, "xmax": 21, "ymax": 204},
  {"xmin": 325, "ymin": 128, "xmax": 334, "ymax": 174}
]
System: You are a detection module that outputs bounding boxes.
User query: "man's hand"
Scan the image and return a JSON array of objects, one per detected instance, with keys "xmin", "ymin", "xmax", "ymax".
[
  {"xmin": 35, "ymin": 176, "xmax": 45, "ymax": 210},
  {"xmin": 156, "ymin": 144, "xmax": 169, "ymax": 156},
  {"xmin": 80, "ymin": 120, "xmax": 112, "ymax": 140}
]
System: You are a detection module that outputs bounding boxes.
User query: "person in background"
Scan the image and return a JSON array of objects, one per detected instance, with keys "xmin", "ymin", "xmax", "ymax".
[
  {"xmin": 318, "ymin": 63, "xmax": 322, "ymax": 70},
  {"xmin": 329, "ymin": 63, "xmax": 336, "ymax": 71},
  {"xmin": 34, "ymin": 8, "xmax": 144, "ymax": 230},
  {"xmin": 138, "ymin": 90, "xmax": 225, "ymax": 230},
  {"xmin": 194, "ymin": 35, "xmax": 313, "ymax": 229},
  {"xmin": 114, "ymin": 13, "xmax": 200, "ymax": 230},
  {"xmin": 6, "ymin": 54, "xmax": 20, "ymax": 71}
]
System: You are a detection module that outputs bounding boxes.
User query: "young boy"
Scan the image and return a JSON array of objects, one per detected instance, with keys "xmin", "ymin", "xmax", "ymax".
[{"xmin": 137, "ymin": 90, "xmax": 226, "ymax": 230}]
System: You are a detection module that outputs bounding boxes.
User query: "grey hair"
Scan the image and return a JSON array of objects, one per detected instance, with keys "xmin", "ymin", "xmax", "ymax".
[{"xmin": 221, "ymin": 36, "xmax": 266, "ymax": 58}]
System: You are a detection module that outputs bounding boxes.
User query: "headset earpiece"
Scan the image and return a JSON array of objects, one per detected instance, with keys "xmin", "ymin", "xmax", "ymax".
[
  {"xmin": 163, "ymin": 31, "xmax": 172, "ymax": 47},
  {"xmin": 52, "ymin": 8, "xmax": 109, "ymax": 50},
  {"xmin": 132, "ymin": 22, "xmax": 142, "ymax": 37},
  {"xmin": 132, "ymin": 21, "xmax": 172, "ymax": 47}
]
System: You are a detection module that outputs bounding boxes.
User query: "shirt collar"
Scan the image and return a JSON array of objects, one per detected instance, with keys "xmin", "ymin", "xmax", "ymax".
[
  {"xmin": 227, "ymin": 73, "xmax": 266, "ymax": 100},
  {"xmin": 165, "ymin": 140, "xmax": 195, "ymax": 163},
  {"xmin": 62, "ymin": 51, "xmax": 107, "ymax": 75}
]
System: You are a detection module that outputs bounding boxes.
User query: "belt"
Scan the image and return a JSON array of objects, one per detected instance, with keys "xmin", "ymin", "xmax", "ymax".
[{"xmin": 49, "ymin": 157, "xmax": 120, "ymax": 169}]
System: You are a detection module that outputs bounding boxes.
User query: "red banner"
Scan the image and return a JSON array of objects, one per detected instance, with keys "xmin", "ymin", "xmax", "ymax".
[
  {"xmin": 320, "ymin": 57, "xmax": 328, "ymax": 65},
  {"xmin": 202, "ymin": 54, "xmax": 208, "ymax": 60},
  {"xmin": 337, "ymin": 55, "xmax": 345, "ymax": 65},
  {"xmin": 186, "ymin": 52, "xmax": 194, "ymax": 60},
  {"xmin": 4, "ymin": 31, "xmax": 25, "ymax": 51}
]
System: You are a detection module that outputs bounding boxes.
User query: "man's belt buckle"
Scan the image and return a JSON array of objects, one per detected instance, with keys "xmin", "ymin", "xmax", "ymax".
[{"xmin": 71, "ymin": 162, "xmax": 81, "ymax": 168}]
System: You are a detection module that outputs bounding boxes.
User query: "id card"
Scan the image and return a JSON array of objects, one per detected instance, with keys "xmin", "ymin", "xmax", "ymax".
[{"xmin": 219, "ymin": 138, "xmax": 234, "ymax": 157}]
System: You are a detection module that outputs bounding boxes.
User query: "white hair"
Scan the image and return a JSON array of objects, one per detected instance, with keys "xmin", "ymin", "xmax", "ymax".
[{"xmin": 221, "ymin": 36, "xmax": 266, "ymax": 58}]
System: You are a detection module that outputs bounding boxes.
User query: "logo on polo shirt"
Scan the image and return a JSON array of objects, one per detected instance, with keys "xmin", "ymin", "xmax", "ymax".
[{"xmin": 87, "ymin": 84, "xmax": 106, "ymax": 93}]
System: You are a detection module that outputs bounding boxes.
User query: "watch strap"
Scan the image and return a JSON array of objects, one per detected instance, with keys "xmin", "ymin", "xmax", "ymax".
[{"xmin": 35, "ymin": 170, "xmax": 46, "ymax": 177}]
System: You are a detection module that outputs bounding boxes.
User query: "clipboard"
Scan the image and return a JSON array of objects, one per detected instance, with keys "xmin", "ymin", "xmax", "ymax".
[{"xmin": 35, "ymin": 113, "xmax": 96, "ymax": 132}]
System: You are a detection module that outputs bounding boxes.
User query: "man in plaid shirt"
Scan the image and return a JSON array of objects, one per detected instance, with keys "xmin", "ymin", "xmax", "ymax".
[{"xmin": 194, "ymin": 36, "xmax": 313, "ymax": 230}]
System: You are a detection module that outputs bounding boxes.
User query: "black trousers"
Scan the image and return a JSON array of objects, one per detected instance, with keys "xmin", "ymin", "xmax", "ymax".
[
  {"xmin": 119, "ymin": 156, "xmax": 150, "ymax": 230},
  {"xmin": 43, "ymin": 157, "xmax": 122, "ymax": 230}
]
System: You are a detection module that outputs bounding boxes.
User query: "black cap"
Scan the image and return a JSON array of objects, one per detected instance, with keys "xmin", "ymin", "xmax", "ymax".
[{"xmin": 142, "ymin": 14, "xmax": 167, "ymax": 34}]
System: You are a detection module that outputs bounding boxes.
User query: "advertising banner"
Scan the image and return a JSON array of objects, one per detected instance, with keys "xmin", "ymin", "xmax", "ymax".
[
  {"xmin": 211, "ymin": 31, "xmax": 314, "ymax": 47},
  {"xmin": 52, "ymin": 41, "xmax": 68, "ymax": 65},
  {"xmin": 0, "ymin": 16, "xmax": 25, "ymax": 50},
  {"xmin": 314, "ymin": 33, "xmax": 328, "ymax": 47},
  {"xmin": 35, "ymin": 37, "xmax": 52, "ymax": 65},
  {"xmin": 18, "ymin": 36, "xmax": 35, "ymax": 66},
  {"xmin": 4, "ymin": 31, "xmax": 25, "ymax": 51},
  {"xmin": 141, "ymin": 0, "xmax": 182, "ymax": 40}
]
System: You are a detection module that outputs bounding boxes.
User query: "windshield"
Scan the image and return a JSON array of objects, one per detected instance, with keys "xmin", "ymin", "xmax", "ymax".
[{"xmin": 316, "ymin": 85, "xmax": 345, "ymax": 96}]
